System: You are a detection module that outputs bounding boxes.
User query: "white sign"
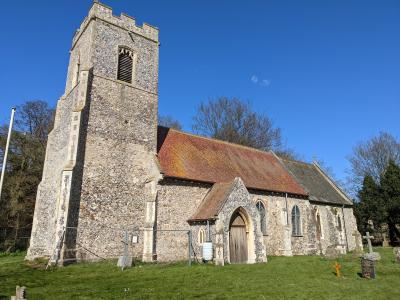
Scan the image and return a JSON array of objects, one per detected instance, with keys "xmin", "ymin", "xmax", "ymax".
[{"xmin": 131, "ymin": 235, "xmax": 138, "ymax": 244}]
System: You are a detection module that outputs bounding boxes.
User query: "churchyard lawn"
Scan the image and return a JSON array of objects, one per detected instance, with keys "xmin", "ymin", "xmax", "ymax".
[{"xmin": 1, "ymin": 247, "xmax": 399, "ymax": 299}]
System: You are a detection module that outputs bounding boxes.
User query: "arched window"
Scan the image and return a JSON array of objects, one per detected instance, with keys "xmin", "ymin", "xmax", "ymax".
[
  {"xmin": 198, "ymin": 228, "xmax": 206, "ymax": 245},
  {"xmin": 337, "ymin": 215, "xmax": 342, "ymax": 231},
  {"xmin": 256, "ymin": 201, "xmax": 267, "ymax": 235},
  {"xmin": 117, "ymin": 47, "xmax": 134, "ymax": 83},
  {"xmin": 291, "ymin": 205, "xmax": 301, "ymax": 236}
]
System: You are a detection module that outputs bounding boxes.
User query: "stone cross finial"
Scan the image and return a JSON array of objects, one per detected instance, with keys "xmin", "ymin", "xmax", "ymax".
[{"xmin": 363, "ymin": 231, "xmax": 374, "ymax": 253}]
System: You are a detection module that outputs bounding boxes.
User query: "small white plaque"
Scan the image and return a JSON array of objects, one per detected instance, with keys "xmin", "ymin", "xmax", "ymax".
[{"xmin": 131, "ymin": 235, "xmax": 138, "ymax": 244}]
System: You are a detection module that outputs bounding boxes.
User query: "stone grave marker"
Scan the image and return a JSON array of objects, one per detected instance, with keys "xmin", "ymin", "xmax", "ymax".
[
  {"xmin": 363, "ymin": 232, "xmax": 374, "ymax": 253},
  {"xmin": 324, "ymin": 245, "xmax": 340, "ymax": 259},
  {"xmin": 394, "ymin": 247, "xmax": 400, "ymax": 263},
  {"xmin": 214, "ymin": 229, "xmax": 224, "ymax": 266},
  {"xmin": 11, "ymin": 286, "xmax": 27, "ymax": 300},
  {"xmin": 117, "ymin": 230, "xmax": 133, "ymax": 270},
  {"xmin": 362, "ymin": 232, "xmax": 381, "ymax": 261}
]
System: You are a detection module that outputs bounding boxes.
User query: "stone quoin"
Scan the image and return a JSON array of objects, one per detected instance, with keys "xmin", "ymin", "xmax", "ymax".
[{"xmin": 27, "ymin": 1, "xmax": 362, "ymax": 265}]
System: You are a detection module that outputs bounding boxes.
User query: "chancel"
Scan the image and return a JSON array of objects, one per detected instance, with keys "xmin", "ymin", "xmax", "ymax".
[{"xmin": 26, "ymin": 1, "xmax": 362, "ymax": 265}]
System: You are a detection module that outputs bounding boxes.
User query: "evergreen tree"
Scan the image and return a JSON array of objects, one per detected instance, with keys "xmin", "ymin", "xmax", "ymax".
[
  {"xmin": 356, "ymin": 175, "xmax": 386, "ymax": 234},
  {"xmin": 380, "ymin": 160, "xmax": 400, "ymax": 244}
]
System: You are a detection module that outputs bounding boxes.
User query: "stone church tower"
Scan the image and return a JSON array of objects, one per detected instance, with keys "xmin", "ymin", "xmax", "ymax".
[{"xmin": 27, "ymin": 2, "xmax": 160, "ymax": 264}]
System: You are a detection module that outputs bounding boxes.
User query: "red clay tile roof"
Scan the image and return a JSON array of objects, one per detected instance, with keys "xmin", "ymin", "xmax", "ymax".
[
  {"xmin": 157, "ymin": 126, "xmax": 308, "ymax": 196},
  {"xmin": 188, "ymin": 180, "xmax": 235, "ymax": 222}
]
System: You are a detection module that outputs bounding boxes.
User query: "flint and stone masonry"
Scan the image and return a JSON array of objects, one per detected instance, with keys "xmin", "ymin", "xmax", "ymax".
[{"xmin": 27, "ymin": 2, "xmax": 361, "ymax": 265}]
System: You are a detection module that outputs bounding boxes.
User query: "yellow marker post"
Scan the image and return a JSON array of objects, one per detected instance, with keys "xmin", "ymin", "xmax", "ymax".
[{"xmin": 334, "ymin": 261, "xmax": 341, "ymax": 278}]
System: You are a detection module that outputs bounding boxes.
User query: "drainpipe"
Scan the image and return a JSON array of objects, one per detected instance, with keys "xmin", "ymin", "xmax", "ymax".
[
  {"xmin": 207, "ymin": 220, "xmax": 211, "ymax": 242},
  {"xmin": 341, "ymin": 205, "xmax": 349, "ymax": 252},
  {"xmin": 285, "ymin": 193, "xmax": 289, "ymax": 226}
]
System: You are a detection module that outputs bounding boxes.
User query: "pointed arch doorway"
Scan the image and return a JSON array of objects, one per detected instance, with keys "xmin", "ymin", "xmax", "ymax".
[{"xmin": 229, "ymin": 210, "xmax": 248, "ymax": 263}]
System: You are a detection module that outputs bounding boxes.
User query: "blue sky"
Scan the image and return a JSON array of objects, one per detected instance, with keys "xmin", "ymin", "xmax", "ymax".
[{"xmin": 0, "ymin": 0, "xmax": 399, "ymax": 182}]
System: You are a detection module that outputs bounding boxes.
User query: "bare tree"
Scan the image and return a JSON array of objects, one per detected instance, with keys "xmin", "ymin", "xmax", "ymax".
[
  {"xmin": 347, "ymin": 132, "xmax": 400, "ymax": 196},
  {"xmin": 14, "ymin": 100, "xmax": 55, "ymax": 148},
  {"xmin": 158, "ymin": 115, "xmax": 182, "ymax": 130},
  {"xmin": 192, "ymin": 97, "xmax": 285, "ymax": 152},
  {"xmin": 0, "ymin": 100, "xmax": 54, "ymax": 251},
  {"xmin": 275, "ymin": 148, "xmax": 301, "ymax": 160}
]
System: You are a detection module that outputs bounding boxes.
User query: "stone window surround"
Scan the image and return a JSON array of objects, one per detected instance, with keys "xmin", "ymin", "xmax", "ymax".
[
  {"xmin": 333, "ymin": 208, "xmax": 343, "ymax": 231},
  {"xmin": 198, "ymin": 228, "xmax": 206, "ymax": 245},
  {"xmin": 291, "ymin": 205, "xmax": 302, "ymax": 237},
  {"xmin": 115, "ymin": 45, "xmax": 138, "ymax": 86},
  {"xmin": 314, "ymin": 206, "xmax": 325, "ymax": 240},
  {"xmin": 255, "ymin": 200, "xmax": 268, "ymax": 236}
]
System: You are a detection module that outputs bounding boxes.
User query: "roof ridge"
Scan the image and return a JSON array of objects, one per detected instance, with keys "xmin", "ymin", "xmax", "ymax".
[
  {"xmin": 280, "ymin": 157, "xmax": 313, "ymax": 167},
  {"xmin": 164, "ymin": 126, "xmax": 275, "ymax": 157}
]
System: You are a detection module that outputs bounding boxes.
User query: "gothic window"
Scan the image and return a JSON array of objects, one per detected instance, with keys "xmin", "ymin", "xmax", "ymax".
[
  {"xmin": 291, "ymin": 205, "xmax": 301, "ymax": 236},
  {"xmin": 117, "ymin": 47, "xmax": 134, "ymax": 83},
  {"xmin": 256, "ymin": 201, "xmax": 267, "ymax": 235},
  {"xmin": 198, "ymin": 228, "xmax": 206, "ymax": 245},
  {"xmin": 338, "ymin": 215, "xmax": 342, "ymax": 231}
]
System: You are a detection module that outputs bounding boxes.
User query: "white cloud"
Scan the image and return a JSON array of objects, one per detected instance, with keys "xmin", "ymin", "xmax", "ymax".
[
  {"xmin": 260, "ymin": 79, "xmax": 271, "ymax": 87},
  {"xmin": 251, "ymin": 74, "xmax": 271, "ymax": 87},
  {"xmin": 251, "ymin": 75, "xmax": 258, "ymax": 83}
]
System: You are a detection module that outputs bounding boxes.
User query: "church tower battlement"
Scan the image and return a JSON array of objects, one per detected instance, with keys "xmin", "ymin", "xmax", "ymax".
[
  {"xmin": 27, "ymin": 1, "xmax": 161, "ymax": 264},
  {"xmin": 72, "ymin": 1, "xmax": 159, "ymax": 46}
]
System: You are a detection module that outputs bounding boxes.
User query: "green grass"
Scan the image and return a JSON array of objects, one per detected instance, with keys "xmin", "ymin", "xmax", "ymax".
[{"xmin": 1, "ymin": 248, "xmax": 399, "ymax": 299}]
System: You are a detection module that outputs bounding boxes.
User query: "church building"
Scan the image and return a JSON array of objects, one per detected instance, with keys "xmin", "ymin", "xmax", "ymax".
[{"xmin": 27, "ymin": 2, "xmax": 361, "ymax": 265}]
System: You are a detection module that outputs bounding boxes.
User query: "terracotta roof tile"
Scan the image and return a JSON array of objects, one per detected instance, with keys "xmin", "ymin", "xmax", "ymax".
[
  {"xmin": 188, "ymin": 180, "xmax": 235, "ymax": 222},
  {"xmin": 157, "ymin": 126, "xmax": 308, "ymax": 196}
]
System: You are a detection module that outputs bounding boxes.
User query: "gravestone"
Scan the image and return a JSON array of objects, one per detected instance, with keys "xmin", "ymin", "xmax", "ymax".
[
  {"xmin": 214, "ymin": 228, "xmax": 224, "ymax": 266},
  {"xmin": 362, "ymin": 232, "xmax": 381, "ymax": 261},
  {"xmin": 363, "ymin": 232, "xmax": 374, "ymax": 253},
  {"xmin": 361, "ymin": 258, "xmax": 376, "ymax": 279},
  {"xmin": 382, "ymin": 235, "xmax": 390, "ymax": 247},
  {"xmin": 394, "ymin": 247, "xmax": 400, "ymax": 263},
  {"xmin": 11, "ymin": 286, "xmax": 27, "ymax": 300},
  {"xmin": 324, "ymin": 245, "xmax": 340, "ymax": 259},
  {"xmin": 117, "ymin": 230, "xmax": 133, "ymax": 270}
]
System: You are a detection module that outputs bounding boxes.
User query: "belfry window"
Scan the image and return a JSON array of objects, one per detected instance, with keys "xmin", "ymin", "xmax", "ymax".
[
  {"xmin": 291, "ymin": 205, "xmax": 301, "ymax": 236},
  {"xmin": 256, "ymin": 201, "xmax": 267, "ymax": 235},
  {"xmin": 117, "ymin": 47, "xmax": 134, "ymax": 83}
]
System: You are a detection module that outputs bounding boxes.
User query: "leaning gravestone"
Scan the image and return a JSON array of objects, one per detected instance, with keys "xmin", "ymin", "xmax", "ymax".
[
  {"xmin": 394, "ymin": 247, "xmax": 400, "ymax": 263},
  {"xmin": 11, "ymin": 286, "xmax": 27, "ymax": 300},
  {"xmin": 324, "ymin": 245, "xmax": 340, "ymax": 259},
  {"xmin": 117, "ymin": 230, "xmax": 133, "ymax": 270}
]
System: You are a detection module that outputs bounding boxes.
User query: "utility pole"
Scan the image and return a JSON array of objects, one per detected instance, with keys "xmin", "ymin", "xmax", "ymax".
[{"xmin": 0, "ymin": 107, "xmax": 16, "ymax": 201}]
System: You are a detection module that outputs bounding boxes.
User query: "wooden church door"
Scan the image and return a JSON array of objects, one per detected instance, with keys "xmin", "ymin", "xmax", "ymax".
[{"xmin": 229, "ymin": 212, "xmax": 248, "ymax": 263}]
